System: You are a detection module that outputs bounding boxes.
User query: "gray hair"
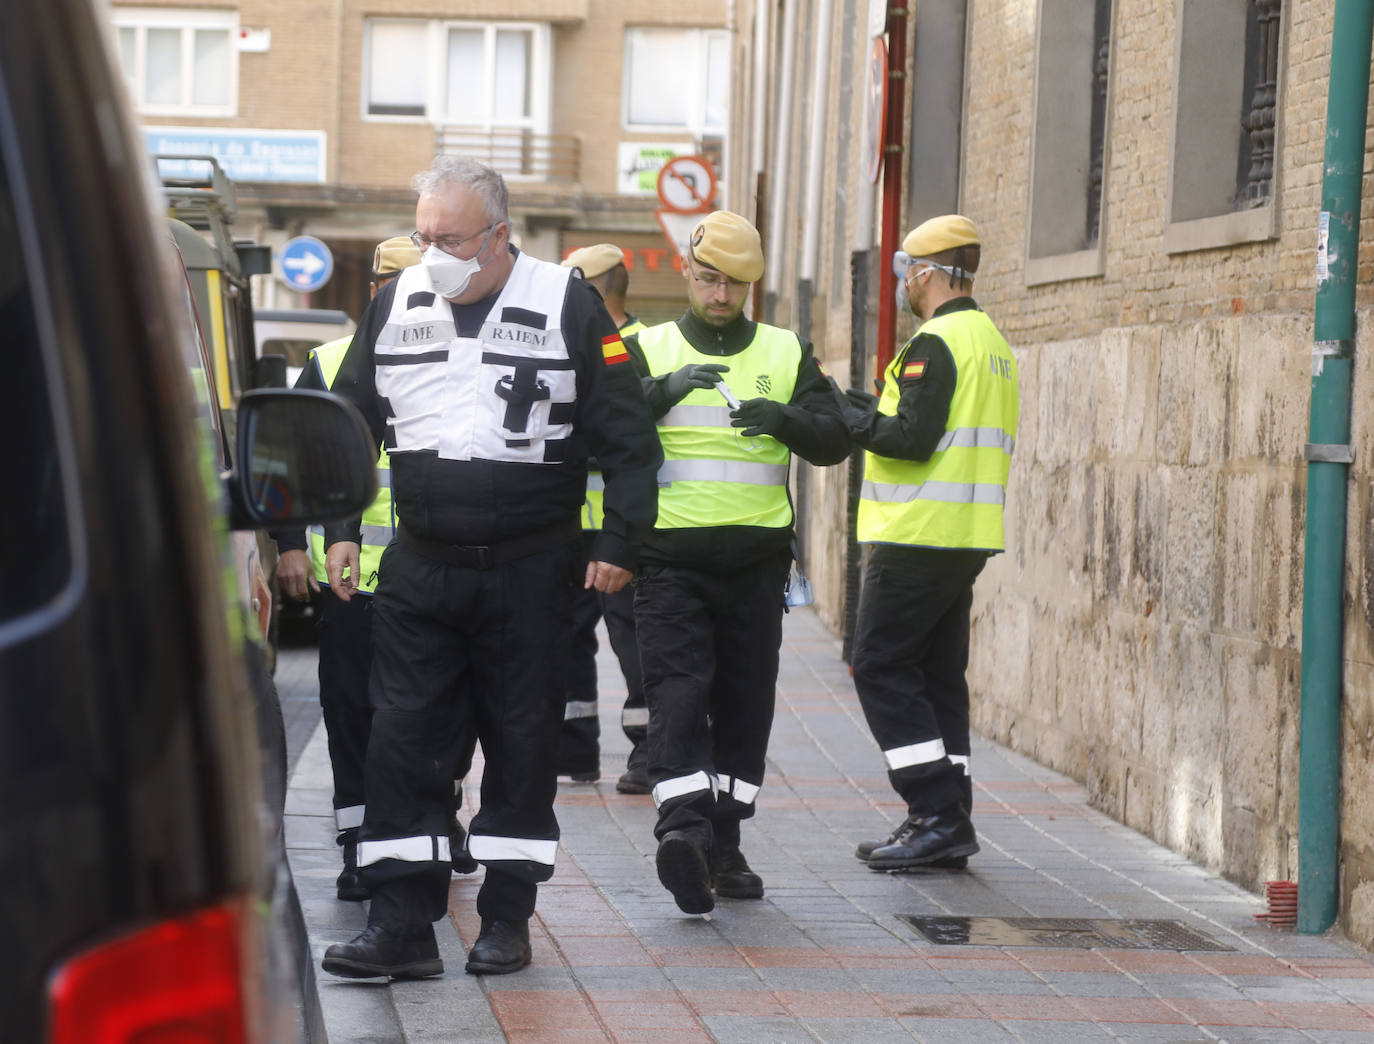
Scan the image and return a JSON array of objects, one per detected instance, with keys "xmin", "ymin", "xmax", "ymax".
[{"xmin": 411, "ymin": 156, "xmax": 509, "ymax": 225}]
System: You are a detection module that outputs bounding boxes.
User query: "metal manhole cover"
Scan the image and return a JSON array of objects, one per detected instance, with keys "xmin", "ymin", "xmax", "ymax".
[{"xmin": 900, "ymin": 916, "xmax": 1233, "ymax": 951}]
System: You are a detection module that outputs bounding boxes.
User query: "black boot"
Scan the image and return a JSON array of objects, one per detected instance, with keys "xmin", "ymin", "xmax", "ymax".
[
  {"xmin": 336, "ymin": 829, "xmax": 369, "ymax": 902},
  {"xmin": 321, "ymin": 923, "xmax": 442, "ymax": 979},
  {"xmin": 616, "ymin": 746, "xmax": 651, "ymax": 795},
  {"xmin": 656, "ymin": 830, "xmax": 714, "ymax": 914},
  {"xmin": 854, "ymin": 821, "xmax": 907, "ymax": 861},
  {"xmin": 464, "ymin": 918, "xmax": 532, "ymax": 975},
  {"xmin": 867, "ymin": 805, "xmax": 979, "ymax": 871},
  {"xmin": 711, "ymin": 844, "xmax": 764, "ymax": 899},
  {"xmin": 857, "ymin": 816, "xmax": 969, "ymax": 868}
]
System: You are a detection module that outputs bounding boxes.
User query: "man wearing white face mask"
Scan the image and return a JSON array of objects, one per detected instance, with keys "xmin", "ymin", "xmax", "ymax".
[{"xmin": 318, "ymin": 156, "xmax": 661, "ymax": 981}]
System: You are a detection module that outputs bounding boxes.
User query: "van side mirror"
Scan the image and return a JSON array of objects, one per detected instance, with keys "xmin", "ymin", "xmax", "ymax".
[
  {"xmin": 254, "ymin": 354, "xmax": 288, "ymax": 388},
  {"xmin": 228, "ymin": 389, "xmax": 377, "ymax": 530}
]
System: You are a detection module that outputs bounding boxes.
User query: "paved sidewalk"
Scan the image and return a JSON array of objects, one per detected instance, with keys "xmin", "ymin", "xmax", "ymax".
[{"xmin": 285, "ymin": 608, "xmax": 1374, "ymax": 1043}]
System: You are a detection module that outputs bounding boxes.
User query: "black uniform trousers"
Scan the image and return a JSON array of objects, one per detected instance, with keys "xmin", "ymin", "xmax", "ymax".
[
  {"xmin": 559, "ymin": 534, "xmax": 646, "ymax": 773},
  {"xmin": 359, "ymin": 537, "xmax": 580, "ymax": 928},
  {"xmin": 317, "ymin": 592, "xmax": 373, "ymax": 833},
  {"xmin": 319, "ymin": 589, "xmax": 478, "ymax": 842},
  {"xmin": 852, "ymin": 544, "xmax": 988, "ymax": 818},
  {"xmin": 634, "ymin": 551, "xmax": 790, "ymax": 850}
]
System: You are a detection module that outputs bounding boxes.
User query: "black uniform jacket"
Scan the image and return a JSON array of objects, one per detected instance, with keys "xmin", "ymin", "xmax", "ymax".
[
  {"xmin": 846, "ymin": 297, "xmax": 977, "ymax": 462},
  {"xmin": 626, "ymin": 309, "xmax": 850, "ymax": 572},
  {"xmin": 323, "ymin": 248, "xmax": 662, "ymax": 571}
]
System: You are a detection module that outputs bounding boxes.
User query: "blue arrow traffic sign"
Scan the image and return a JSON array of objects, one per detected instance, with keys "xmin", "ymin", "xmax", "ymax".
[{"xmin": 278, "ymin": 235, "xmax": 334, "ymax": 293}]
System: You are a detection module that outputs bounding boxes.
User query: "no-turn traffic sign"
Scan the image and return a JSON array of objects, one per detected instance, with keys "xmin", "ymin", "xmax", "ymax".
[{"xmin": 656, "ymin": 155, "xmax": 717, "ymax": 214}]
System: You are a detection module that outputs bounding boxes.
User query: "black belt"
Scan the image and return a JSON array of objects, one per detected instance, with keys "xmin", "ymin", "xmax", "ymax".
[{"xmin": 396, "ymin": 517, "xmax": 580, "ymax": 569}]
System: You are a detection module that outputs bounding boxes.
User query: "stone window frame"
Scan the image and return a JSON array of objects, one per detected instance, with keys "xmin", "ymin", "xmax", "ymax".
[
  {"xmin": 1163, "ymin": 0, "xmax": 1286, "ymax": 255},
  {"xmin": 1024, "ymin": 0, "xmax": 1116, "ymax": 287}
]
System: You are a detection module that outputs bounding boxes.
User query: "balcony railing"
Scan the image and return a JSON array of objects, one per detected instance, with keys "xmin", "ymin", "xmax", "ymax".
[{"xmin": 435, "ymin": 127, "xmax": 580, "ymax": 183}]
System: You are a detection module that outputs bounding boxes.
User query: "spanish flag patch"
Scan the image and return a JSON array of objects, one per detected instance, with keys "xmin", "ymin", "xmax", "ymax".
[
  {"xmin": 902, "ymin": 359, "xmax": 927, "ymax": 380},
  {"xmin": 602, "ymin": 334, "xmax": 629, "ymax": 365}
]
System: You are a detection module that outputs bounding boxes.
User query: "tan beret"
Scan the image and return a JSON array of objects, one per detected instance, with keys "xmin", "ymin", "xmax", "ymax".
[
  {"xmin": 902, "ymin": 214, "xmax": 980, "ymax": 258},
  {"xmin": 561, "ymin": 243, "xmax": 627, "ymax": 280},
  {"xmin": 689, "ymin": 210, "xmax": 764, "ymax": 283},
  {"xmin": 373, "ymin": 235, "xmax": 422, "ymax": 277}
]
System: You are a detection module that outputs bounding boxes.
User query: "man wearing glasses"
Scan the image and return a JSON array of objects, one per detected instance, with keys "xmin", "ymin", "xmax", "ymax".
[
  {"xmin": 319, "ymin": 157, "xmax": 661, "ymax": 979},
  {"xmin": 842, "ymin": 214, "xmax": 1019, "ymax": 873},
  {"xmin": 626, "ymin": 210, "xmax": 849, "ymax": 914}
]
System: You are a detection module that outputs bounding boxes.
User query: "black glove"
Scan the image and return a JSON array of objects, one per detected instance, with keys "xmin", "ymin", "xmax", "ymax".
[
  {"xmin": 730, "ymin": 397, "xmax": 785, "ymax": 438},
  {"xmin": 665, "ymin": 362, "xmax": 730, "ymax": 404},
  {"xmin": 844, "ymin": 387, "xmax": 878, "ymax": 411}
]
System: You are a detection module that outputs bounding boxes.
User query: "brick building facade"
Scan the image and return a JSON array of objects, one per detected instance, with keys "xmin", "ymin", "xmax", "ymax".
[{"xmin": 111, "ymin": 0, "xmax": 731, "ymax": 321}]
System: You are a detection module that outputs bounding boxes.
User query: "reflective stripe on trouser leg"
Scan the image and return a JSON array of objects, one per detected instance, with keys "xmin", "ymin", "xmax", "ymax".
[
  {"xmin": 715, "ymin": 774, "xmax": 761, "ymax": 812},
  {"xmin": 358, "ymin": 834, "xmax": 452, "ymax": 867},
  {"xmin": 467, "ymin": 834, "xmax": 559, "ymax": 865},
  {"xmin": 884, "ymin": 738, "xmax": 947, "ymax": 771},
  {"xmin": 335, "ymin": 804, "xmax": 365, "ymax": 832},
  {"xmin": 652, "ymin": 770, "xmax": 716, "ymax": 809},
  {"xmin": 564, "ymin": 701, "xmax": 598, "ymax": 721}
]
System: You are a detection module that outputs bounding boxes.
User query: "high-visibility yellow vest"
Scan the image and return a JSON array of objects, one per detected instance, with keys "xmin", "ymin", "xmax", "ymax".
[
  {"xmin": 857, "ymin": 308, "xmax": 1019, "ymax": 550},
  {"xmin": 582, "ymin": 315, "xmax": 648, "ymax": 531},
  {"xmin": 637, "ymin": 321, "xmax": 799, "ymax": 530},
  {"xmin": 307, "ymin": 336, "xmax": 394, "ymax": 592}
]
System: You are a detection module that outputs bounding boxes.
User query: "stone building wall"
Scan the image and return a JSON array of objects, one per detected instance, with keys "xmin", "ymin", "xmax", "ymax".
[
  {"xmin": 957, "ymin": 0, "xmax": 1374, "ymax": 946},
  {"xmin": 728, "ymin": 0, "xmax": 1374, "ymax": 946}
]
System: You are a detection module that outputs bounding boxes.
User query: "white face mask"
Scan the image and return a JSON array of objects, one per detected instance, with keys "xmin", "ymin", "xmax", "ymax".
[{"xmin": 422, "ymin": 244, "xmax": 484, "ymax": 299}]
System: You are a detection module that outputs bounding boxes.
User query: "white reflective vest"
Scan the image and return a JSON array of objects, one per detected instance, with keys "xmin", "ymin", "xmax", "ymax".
[{"xmin": 375, "ymin": 254, "xmax": 578, "ymax": 465}]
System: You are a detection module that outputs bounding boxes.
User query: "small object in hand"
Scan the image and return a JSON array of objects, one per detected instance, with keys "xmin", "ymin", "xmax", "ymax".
[{"xmin": 730, "ymin": 397, "xmax": 784, "ymax": 438}]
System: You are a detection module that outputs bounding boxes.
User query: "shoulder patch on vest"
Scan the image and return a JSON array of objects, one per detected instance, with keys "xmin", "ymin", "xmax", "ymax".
[
  {"xmin": 901, "ymin": 359, "xmax": 927, "ymax": 380},
  {"xmin": 602, "ymin": 334, "xmax": 629, "ymax": 365},
  {"xmin": 407, "ymin": 291, "xmax": 436, "ymax": 309}
]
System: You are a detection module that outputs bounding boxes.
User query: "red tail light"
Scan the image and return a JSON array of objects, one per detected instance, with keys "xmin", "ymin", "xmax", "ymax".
[{"xmin": 47, "ymin": 899, "xmax": 250, "ymax": 1044}]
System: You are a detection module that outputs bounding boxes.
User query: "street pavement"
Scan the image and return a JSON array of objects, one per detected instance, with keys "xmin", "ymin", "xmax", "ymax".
[{"xmin": 281, "ymin": 607, "xmax": 1374, "ymax": 1043}]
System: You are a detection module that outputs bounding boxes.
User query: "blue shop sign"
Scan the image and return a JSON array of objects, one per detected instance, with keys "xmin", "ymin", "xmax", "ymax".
[{"xmin": 144, "ymin": 126, "xmax": 326, "ymax": 184}]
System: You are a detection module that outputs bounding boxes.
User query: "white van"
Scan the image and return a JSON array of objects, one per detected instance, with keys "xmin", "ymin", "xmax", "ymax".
[{"xmin": 254, "ymin": 307, "xmax": 355, "ymax": 385}]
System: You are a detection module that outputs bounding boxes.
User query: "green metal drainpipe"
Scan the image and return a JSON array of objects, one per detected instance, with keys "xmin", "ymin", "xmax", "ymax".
[{"xmin": 1298, "ymin": 0, "xmax": 1373, "ymax": 935}]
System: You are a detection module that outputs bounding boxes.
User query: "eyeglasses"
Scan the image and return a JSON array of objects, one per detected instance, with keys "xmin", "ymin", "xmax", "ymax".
[
  {"xmin": 689, "ymin": 267, "xmax": 750, "ymax": 291},
  {"xmin": 902, "ymin": 257, "xmax": 964, "ymax": 282},
  {"xmin": 410, "ymin": 223, "xmax": 495, "ymax": 258}
]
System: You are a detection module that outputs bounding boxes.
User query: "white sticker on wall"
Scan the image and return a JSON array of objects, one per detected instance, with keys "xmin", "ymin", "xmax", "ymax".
[{"xmin": 1316, "ymin": 210, "xmax": 1331, "ymax": 285}]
